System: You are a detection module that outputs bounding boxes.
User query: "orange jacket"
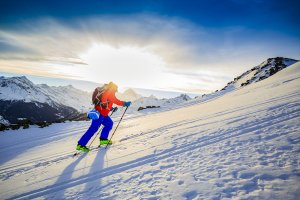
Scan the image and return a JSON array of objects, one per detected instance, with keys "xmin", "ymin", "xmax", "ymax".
[{"xmin": 95, "ymin": 89, "xmax": 124, "ymax": 116}]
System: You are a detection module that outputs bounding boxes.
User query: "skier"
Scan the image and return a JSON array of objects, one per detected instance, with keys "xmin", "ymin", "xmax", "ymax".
[{"xmin": 76, "ymin": 82, "xmax": 131, "ymax": 152}]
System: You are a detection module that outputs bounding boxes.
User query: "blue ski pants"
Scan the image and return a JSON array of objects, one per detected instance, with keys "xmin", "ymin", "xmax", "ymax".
[{"xmin": 78, "ymin": 115, "xmax": 113, "ymax": 146}]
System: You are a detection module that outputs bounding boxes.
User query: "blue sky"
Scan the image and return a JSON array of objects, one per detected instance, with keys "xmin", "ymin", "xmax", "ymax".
[
  {"xmin": 1, "ymin": 0, "xmax": 299, "ymax": 33},
  {"xmin": 0, "ymin": 0, "xmax": 299, "ymax": 95}
]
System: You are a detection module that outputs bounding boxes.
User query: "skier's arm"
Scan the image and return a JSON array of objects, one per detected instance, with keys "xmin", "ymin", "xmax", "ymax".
[{"xmin": 111, "ymin": 92, "xmax": 125, "ymax": 106}]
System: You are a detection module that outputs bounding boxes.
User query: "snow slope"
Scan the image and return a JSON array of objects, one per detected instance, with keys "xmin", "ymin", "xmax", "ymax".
[
  {"xmin": 0, "ymin": 61, "xmax": 300, "ymax": 199},
  {"xmin": 220, "ymin": 57, "xmax": 298, "ymax": 92},
  {"xmin": 192, "ymin": 57, "xmax": 298, "ymax": 104}
]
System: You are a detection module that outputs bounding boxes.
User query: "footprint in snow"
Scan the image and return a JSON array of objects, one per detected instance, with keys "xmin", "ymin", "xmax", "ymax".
[
  {"xmin": 166, "ymin": 176, "xmax": 174, "ymax": 181},
  {"xmin": 159, "ymin": 163, "xmax": 175, "ymax": 169},
  {"xmin": 183, "ymin": 190, "xmax": 198, "ymax": 200},
  {"xmin": 178, "ymin": 180, "xmax": 184, "ymax": 185},
  {"xmin": 238, "ymin": 172, "xmax": 256, "ymax": 179},
  {"xmin": 150, "ymin": 161, "xmax": 159, "ymax": 166}
]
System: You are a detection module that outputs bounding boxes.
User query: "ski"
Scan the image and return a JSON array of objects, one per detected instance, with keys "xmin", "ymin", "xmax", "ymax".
[{"xmin": 72, "ymin": 145, "xmax": 102, "ymax": 157}]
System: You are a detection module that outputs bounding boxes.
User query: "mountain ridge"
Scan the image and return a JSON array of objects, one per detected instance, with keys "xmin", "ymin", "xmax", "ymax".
[{"xmin": 194, "ymin": 57, "xmax": 298, "ymax": 103}]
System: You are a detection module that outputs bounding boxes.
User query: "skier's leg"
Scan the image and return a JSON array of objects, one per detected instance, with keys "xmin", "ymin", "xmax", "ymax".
[
  {"xmin": 100, "ymin": 116, "xmax": 113, "ymax": 139},
  {"xmin": 78, "ymin": 116, "xmax": 103, "ymax": 146}
]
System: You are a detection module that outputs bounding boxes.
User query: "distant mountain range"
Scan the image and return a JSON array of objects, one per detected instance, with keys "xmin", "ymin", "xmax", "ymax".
[
  {"xmin": 0, "ymin": 76, "xmax": 192, "ymax": 125},
  {"xmin": 0, "ymin": 76, "xmax": 91, "ymax": 124},
  {"xmin": 0, "ymin": 57, "xmax": 298, "ymax": 127}
]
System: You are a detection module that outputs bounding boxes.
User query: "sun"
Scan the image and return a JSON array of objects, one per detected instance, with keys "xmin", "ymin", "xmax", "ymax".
[{"xmin": 78, "ymin": 43, "xmax": 167, "ymax": 89}]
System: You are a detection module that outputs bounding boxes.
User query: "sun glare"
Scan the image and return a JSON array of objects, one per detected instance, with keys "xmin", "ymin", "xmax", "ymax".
[{"xmin": 79, "ymin": 44, "xmax": 168, "ymax": 89}]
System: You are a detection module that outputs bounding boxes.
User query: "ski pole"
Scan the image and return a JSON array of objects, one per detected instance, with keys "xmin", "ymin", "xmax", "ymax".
[
  {"xmin": 88, "ymin": 108, "xmax": 116, "ymax": 149},
  {"xmin": 87, "ymin": 127, "xmax": 103, "ymax": 149},
  {"xmin": 105, "ymin": 106, "xmax": 128, "ymax": 149}
]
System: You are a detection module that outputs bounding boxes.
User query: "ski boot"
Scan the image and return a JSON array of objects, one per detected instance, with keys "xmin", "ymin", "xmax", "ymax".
[
  {"xmin": 76, "ymin": 144, "xmax": 90, "ymax": 152},
  {"xmin": 99, "ymin": 138, "xmax": 113, "ymax": 146}
]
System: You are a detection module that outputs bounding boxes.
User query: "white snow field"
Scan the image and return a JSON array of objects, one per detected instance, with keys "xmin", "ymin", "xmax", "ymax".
[{"xmin": 1, "ymin": 62, "xmax": 300, "ymax": 200}]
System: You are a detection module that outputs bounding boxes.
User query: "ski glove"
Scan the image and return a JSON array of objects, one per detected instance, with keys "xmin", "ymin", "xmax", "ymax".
[{"xmin": 124, "ymin": 101, "xmax": 132, "ymax": 107}]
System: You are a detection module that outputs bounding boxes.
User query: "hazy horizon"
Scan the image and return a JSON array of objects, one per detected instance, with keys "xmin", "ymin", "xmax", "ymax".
[{"xmin": 1, "ymin": 72, "xmax": 201, "ymax": 98}]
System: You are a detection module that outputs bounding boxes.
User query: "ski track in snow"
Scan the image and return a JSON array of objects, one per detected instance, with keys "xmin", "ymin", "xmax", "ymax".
[{"xmin": 1, "ymin": 62, "xmax": 300, "ymax": 199}]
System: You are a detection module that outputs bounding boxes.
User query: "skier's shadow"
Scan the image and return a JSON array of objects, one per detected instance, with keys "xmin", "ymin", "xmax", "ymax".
[
  {"xmin": 82, "ymin": 149, "xmax": 106, "ymax": 197},
  {"xmin": 47, "ymin": 153, "xmax": 87, "ymax": 199},
  {"xmin": 47, "ymin": 150, "xmax": 106, "ymax": 199}
]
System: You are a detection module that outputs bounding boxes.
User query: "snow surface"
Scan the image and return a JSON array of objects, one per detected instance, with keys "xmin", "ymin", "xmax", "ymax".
[{"xmin": 0, "ymin": 61, "xmax": 300, "ymax": 199}]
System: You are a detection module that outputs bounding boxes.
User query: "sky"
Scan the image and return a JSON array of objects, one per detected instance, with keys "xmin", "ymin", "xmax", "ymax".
[{"xmin": 0, "ymin": 0, "xmax": 299, "ymax": 96}]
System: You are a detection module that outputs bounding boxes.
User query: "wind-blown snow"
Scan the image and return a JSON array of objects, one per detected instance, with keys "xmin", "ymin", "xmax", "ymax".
[{"xmin": 0, "ymin": 61, "xmax": 299, "ymax": 199}]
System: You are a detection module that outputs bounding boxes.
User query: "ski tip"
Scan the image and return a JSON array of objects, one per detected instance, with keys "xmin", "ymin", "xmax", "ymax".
[{"xmin": 73, "ymin": 152, "xmax": 79, "ymax": 157}]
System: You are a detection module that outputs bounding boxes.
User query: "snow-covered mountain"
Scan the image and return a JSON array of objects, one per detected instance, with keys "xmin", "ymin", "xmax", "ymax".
[
  {"xmin": 1, "ymin": 60, "xmax": 299, "ymax": 199},
  {"xmin": 0, "ymin": 76, "xmax": 92, "ymax": 111},
  {"xmin": 221, "ymin": 57, "xmax": 298, "ymax": 91},
  {"xmin": 0, "ymin": 76, "xmax": 53, "ymax": 104},
  {"xmin": 116, "ymin": 88, "xmax": 142, "ymax": 101},
  {"xmin": 115, "ymin": 93, "xmax": 192, "ymax": 115},
  {"xmin": 37, "ymin": 84, "xmax": 91, "ymax": 113},
  {"xmin": 0, "ymin": 76, "xmax": 92, "ymax": 124},
  {"xmin": 193, "ymin": 57, "xmax": 298, "ymax": 103}
]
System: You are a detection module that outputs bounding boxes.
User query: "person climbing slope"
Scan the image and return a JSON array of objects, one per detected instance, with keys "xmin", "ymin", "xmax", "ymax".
[{"xmin": 76, "ymin": 82, "xmax": 131, "ymax": 152}]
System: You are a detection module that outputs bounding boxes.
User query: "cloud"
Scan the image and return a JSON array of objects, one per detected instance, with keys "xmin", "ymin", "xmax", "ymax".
[
  {"xmin": 0, "ymin": 14, "xmax": 299, "ymax": 93},
  {"xmin": 0, "ymin": 15, "xmax": 227, "ymax": 69}
]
